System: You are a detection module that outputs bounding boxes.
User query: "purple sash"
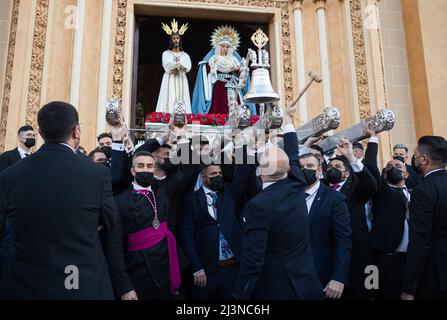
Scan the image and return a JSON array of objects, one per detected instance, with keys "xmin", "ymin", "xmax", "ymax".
[{"xmin": 127, "ymin": 222, "xmax": 181, "ymax": 295}]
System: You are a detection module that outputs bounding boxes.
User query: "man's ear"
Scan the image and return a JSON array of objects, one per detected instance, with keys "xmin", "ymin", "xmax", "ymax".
[
  {"xmin": 403, "ymin": 171, "xmax": 409, "ymax": 180},
  {"xmin": 73, "ymin": 125, "xmax": 81, "ymax": 140},
  {"xmin": 287, "ymin": 165, "xmax": 291, "ymax": 173},
  {"xmin": 130, "ymin": 167, "xmax": 136, "ymax": 178}
]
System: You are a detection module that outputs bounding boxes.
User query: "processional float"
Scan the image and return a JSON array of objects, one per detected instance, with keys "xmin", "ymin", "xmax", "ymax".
[{"xmin": 104, "ymin": 28, "xmax": 395, "ymax": 150}]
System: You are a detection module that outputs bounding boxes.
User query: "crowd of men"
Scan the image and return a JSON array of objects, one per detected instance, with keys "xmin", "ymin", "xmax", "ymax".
[{"xmin": 0, "ymin": 101, "xmax": 446, "ymax": 300}]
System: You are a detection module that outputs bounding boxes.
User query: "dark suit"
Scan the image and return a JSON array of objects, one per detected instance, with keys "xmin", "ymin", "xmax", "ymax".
[
  {"xmin": 405, "ymin": 164, "xmax": 420, "ymax": 191},
  {"xmin": 307, "ymin": 183, "xmax": 352, "ymax": 288},
  {"xmin": 233, "ymin": 178, "xmax": 323, "ymax": 300},
  {"xmin": 336, "ymin": 164, "xmax": 377, "ymax": 299},
  {"xmin": 0, "ymin": 148, "xmax": 21, "ymax": 173},
  {"xmin": 179, "ymin": 158, "xmax": 253, "ymax": 300},
  {"xmin": 0, "ymin": 143, "xmax": 124, "ymax": 299},
  {"xmin": 0, "ymin": 148, "xmax": 22, "ymax": 285},
  {"xmin": 403, "ymin": 169, "xmax": 447, "ymax": 299},
  {"xmin": 112, "ymin": 153, "xmax": 198, "ymax": 300},
  {"xmin": 371, "ymin": 178, "xmax": 409, "ymax": 300}
]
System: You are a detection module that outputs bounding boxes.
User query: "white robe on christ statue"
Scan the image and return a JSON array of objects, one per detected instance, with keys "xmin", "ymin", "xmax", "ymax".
[{"xmin": 155, "ymin": 50, "xmax": 192, "ymax": 114}]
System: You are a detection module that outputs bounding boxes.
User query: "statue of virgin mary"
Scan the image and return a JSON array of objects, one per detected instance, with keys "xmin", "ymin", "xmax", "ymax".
[{"xmin": 192, "ymin": 25, "xmax": 256, "ymax": 115}]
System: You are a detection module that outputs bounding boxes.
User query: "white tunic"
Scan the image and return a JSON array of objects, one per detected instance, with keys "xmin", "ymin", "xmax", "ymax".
[{"xmin": 155, "ymin": 50, "xmax": 192, "ymax": 114}]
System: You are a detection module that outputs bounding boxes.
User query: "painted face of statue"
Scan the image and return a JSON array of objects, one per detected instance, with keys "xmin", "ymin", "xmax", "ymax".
[
  {"xmin": 220, "ymin": 44, "xmax": 229, "ymax": 56},
  {"xmin": 171, "ymin": 34, "xmax": 181, "ymax": 48}
]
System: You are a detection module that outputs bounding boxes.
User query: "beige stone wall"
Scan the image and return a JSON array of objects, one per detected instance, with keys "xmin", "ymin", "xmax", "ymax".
[
  {"xmin": 0, "ymin": 0, "xmax": 12, "ymax": 110},
  {"xmin": 402, "ymin": 0, "xmax": 447, "ymax": 140},
  {"xmin": 379, "ymin": 0, "xmax": 417, "ymax": 155}
]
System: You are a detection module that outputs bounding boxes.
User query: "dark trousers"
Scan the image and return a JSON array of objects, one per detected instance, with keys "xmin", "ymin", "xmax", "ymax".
[
  {"xmin": 344, "ymin": 264, "xmax": 375, "ymax": 300},
  {"xmin": 375, "ymin": 253, "xmax": 406, "ymax": 300},
  {"xmin": 0, "ymin": 220, "xmax": 11, "ymax": 285},
  {"xmin": 189, "ymin": 264, "xmax": 239, "ymax": 300},
  {"xmin": 417, "ymin": 291, "xmax": 447, "ymax": 300}
]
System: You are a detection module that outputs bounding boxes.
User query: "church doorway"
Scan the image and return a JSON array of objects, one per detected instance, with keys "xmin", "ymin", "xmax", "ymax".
[{"xmin": 131, "ymin": 15, "xmax": 268, "ymax": 130}]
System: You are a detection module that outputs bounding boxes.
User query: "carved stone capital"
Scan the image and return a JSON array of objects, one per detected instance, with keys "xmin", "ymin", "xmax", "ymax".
[{"xmin": 313, "ymin": 0, "xmax": 327, "ymax": 10}]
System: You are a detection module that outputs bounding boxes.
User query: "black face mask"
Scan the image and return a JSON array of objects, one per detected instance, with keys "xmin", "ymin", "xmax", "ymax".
[
  {"xmin": 394, "ymin": 156, "xmax": 405, "ymax": 164},
  {"xmin": 302, "ymin": 168, "xmax": 318, "ymax": 186},
  {"xmin": 386, "ymin": 167, "xmax": 404, "ymax": 185},
  {"xmin": 135, "ymin": 172, "xmax": 154, "ymax": 188},
  {"xmin": 24, "ymin": 138, "xmax": 36, "ymax": 148},
  {"xmin": 100, "ymin": 146, "xmax": 112, "ymax": 159},
  {"xmin": 208, "ymin": 175, "xmax": 224, "ymax": 192},
  {"xmin": 326, "ymin": 168, "xmax": 343, "ymax": 184},
  {"xmin": 160, "ymin": 158, "xmax": 176, "ymax": 174}
]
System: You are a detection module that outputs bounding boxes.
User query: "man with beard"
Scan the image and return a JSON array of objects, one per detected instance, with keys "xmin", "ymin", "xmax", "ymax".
[
  {"xmin": 401, "ymin": 136, "xmax": 447, "ymax": 300},
  {"xmin": 156, "ymin": 19, "xmax": 192, "ymax": 113}
]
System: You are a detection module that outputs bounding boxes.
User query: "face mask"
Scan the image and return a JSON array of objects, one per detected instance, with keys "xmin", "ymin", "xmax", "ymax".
[
  {"xmin": 302, "ymin": 168, "xmax": 318, "ymax": 186},
  {"xmin": 326, "ymin": 168, "xmax": 343, "ymax": 184},
  {"xmin": 386, "ymin": 167, "xmax": 404, "ymax": 185},
  {"xmin": 135, "ymin": 172, "xmax": 154, "ymax": 188},
  {"xmin": 24, "ymin": 138, "xmax": 36, "ymax": 148},
  {"xmin": 208, "ymin": 175, "xmax": 224, "ymax": 192},
  {"xmin": 100, "ymin": 146, "xmax": 112, "ymax": 159},
  {"xmin": 160, "ymin": 158, "xmax": 176, "ymax": 174},
  {"xmin": 394, "ymin": 156, "xmax": 405, "ymax": 164}
]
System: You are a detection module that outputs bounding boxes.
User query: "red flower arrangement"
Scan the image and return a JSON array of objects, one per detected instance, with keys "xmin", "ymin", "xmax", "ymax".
[{"xmin": 145, "ymin": 112, "xmax": 260, "ymax": 126}]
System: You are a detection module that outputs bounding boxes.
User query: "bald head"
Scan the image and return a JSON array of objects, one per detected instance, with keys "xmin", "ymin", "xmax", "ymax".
[{"xmin": 259, "ymin": 147, "xmax": 290, "ymax": 182}]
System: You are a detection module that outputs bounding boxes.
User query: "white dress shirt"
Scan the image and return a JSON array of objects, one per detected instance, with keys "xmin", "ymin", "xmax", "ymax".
[
  {"xmin": 132, "ymin": 181, "xmax": 153, "ymax": 193},
  {"xmin": 59, "ymin": 143, "xmax": 77, "ymax": 153},
  {"xmin": 330, "ymin": 180, "xmax": 347, "ymax": 192},
  {"xmin": 202, "ymin": 186, "xmax": 218, "ymax": 220},
  {"xmin": 262, "ymin": 181, "xmax": 277, "ymax": 190},
  {"xmin": 17, "ymin": 146, "xmax": 31, "ymax": 159},
  {"xmin": 390, "ymin": 184, "xmax": 411, "ymax": 253},
  {"xmin": 424, "ymin": 168, "xmax": 445, "ymax": 178},
  {"xmin": 305, "ymin": 181, "xmax": 320, "ymax": 213}
]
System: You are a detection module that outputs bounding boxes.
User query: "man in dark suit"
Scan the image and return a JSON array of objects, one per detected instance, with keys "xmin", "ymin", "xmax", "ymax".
[
  {"xmin": 325, "ymin": 138, "xmax": 377, "ymax": 300},
  {"xmin": 233, "ymin": 144, "xmax": 323, "ymax": 300},
  {"xmin": 371, "ymin": 158, "xmax": 411, "ymax": 300},
  {"xmin": 108, "ymin": 119, "xmax": 201, "ymax": 300},
  {"xmin": 298, "ymin": 153, "xmax": 352, "ymax": 299},
  {"xmin": 233, "ymin": 109, "xmax": 323, "ymax": 300},
  {"xmin": 179, "ymin": 152, "xmax": 253, "ymax": 300},
  {"xmin": 0, "ymin": 125, "xmax": 36, "ymax": 284},
  {"xmin": 401, "ymin": 136, "xmax": 447, "ymax": 300},
  {"xmin": 0, "ymin": 125, "xmax": 36, "ymax": 173},
  {"xmin": 0, "ymin": 102, "xmax": 127, "ymax": 299},
  {"xmin": 393, "ymin": 144, "xmax": 420, "ymax": 190}
]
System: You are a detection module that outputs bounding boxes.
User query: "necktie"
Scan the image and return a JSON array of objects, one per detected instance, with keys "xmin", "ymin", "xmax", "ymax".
[
  {"xmin": 208, "ymin": 192, "xmax": 218, "ymax": 220},
  {"xmin": 208, "ymin": 192, "xmax": 233, "ymax": 260},
  {"xmin": 331, "ymin": 184, "xmax": 340, "ymax": 191}
]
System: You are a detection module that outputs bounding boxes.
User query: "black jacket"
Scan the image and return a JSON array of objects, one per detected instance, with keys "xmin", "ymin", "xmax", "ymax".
[
  {"xmin": 403, "ymin": 169, "xmax": 447, "ymax": 295},
  {"xmin": 0, "ymin": 148, "xmax": 21, "ymax": 173},
  {"xmin": 307, "ymin": 183, "xmax": 352, "ymax": 286},
  {"xmin": 371, "ymin": 180, "xmax": 409, "ymax": 253},
  {"xmin": 179, "ymin": 161, "xmax": 253, "ymax": 276},
  {"xmin": 233, "ymin": 178, "xmax": 324, "ymax": 300},
  {"xmin": 0, "ymin": 143, "xmax": 123, "ymax": 299}
]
